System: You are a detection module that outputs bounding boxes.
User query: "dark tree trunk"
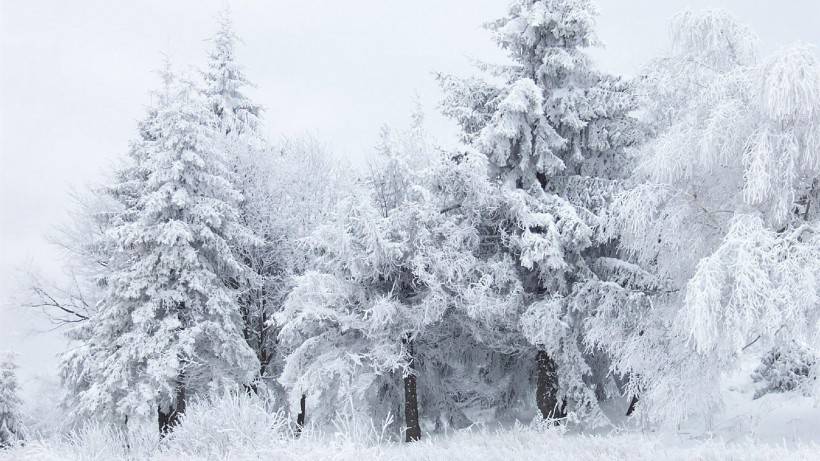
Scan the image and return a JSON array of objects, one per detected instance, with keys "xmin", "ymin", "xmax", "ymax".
[
  {"xmin": 158, "ymin": 405, "xmax": 171, "ymax": 436},
  {"xmin": 403, "ymin": 335, "xmax": 422, "ymax": 442},
  {"xmin": 158, "ymin": 379, "xmax": 186, "ymax": 437},
  {"xmin": 295, "ymin": 394, "xmax": 306, "ymax": 436},
  {"xmin": 536, "ymin": 350, "xmax": 565, "ymax": 421},
  {"xmin": 241, "ymin": 288, "xmax": 273, "ymax": 397},
  {"xmin": 256, "ymin": 309, "xmax": 271, "ymax": 391},
  {"xmin": 626, "ymin": 395, "xmax": 639, "ymax": 416},
  {"xmin": 123, "ymin": 415, "xmax": 130, "ymax": 451}
]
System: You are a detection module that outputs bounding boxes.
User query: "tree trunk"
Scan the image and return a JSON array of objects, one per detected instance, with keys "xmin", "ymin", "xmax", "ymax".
[
  {"xmin": 158, "ymin": 379, "xmax": 186, "ymax": 437},
  {"xmin": 403, "ymin": 335, "xmax": 422, "ymax": 442},
  {"xmin": 536, "ymin": 350, "xmax": 565, "ymax": 421},
  {"xmin": 123, "ymin": 415, "xmax": 130, "ymax": 451},
  {"xmin": 295, "ymin": 394, "xmax": 306, "ymax": 436},
  {"xmin": 256, "ymin": 309, "xmax": 271, "ymax": 392},
  {"xmin": 626, "ymin": 395, "xmax": 639, "ymax": 416}
]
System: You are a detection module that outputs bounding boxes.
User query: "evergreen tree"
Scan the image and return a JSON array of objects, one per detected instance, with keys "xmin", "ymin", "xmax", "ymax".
[
  {"xmin": 64, "ymin": 73, "xmax": 258, "ymax": 435},
  {"xmin": 0, "ymin": 353, "xmax": 23, "ymax": 448},
  {"xmin": 203, "ymin": 7, "xmax": 262, "ymax": 137},
  {"xmin": 437, "ymin": 0, "xmax": 647, "ymax": 425}
]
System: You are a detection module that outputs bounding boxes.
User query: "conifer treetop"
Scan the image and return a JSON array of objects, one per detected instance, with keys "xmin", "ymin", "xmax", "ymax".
[{"xmin": 204, "ymin": 6, "xmax": 262, "ymax": 136}]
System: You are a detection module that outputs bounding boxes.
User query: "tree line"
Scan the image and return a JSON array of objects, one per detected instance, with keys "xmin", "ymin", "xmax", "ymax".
[{"xmin": 16, "ymin": 0, "xmax": 820, "ymax": 444}]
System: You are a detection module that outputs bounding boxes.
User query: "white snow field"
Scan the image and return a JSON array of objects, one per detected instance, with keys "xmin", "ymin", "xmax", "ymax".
[
  {"xmin": 3, "ymin": 425, "xmax": 818, "ymax": 461},
  {"xmin": 2, "ymin": 390, "xmax": 820, "ymax": 461}
]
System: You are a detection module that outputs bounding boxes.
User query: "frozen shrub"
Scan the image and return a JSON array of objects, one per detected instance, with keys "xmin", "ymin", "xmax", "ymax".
[
  {"xmin": 751, "ymin": 342, "xmax": 816, "ymax": 399},
  {"xmin": 162, "ymin": 393, "xmax": 289, "ymax": 458},
  {"xmin": 330, "ymin": 397, "xmax": 396, "ymax": 447}
]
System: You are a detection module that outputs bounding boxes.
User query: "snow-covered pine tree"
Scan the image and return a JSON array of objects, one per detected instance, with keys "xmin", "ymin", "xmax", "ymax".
[
  {"xmin": 358, "ymin": 113, "xmax": 530, "ymax": 433},
  {"xmin": 64, "ymin": 71, "xmax": 258, "ymax": 435},
  {"xmin": 369, "ymin": 98, "xmax": 434, "ymax": 217},
  {"xmin": 610, "ymin": 10, "xmax": 820, "ymax": 425},
  {"xmin": 203, "ymin": 7, "xmax": 262, "ymax": 138},
  {"xmin": 0, "ymin": 353, "xmax": 23, "ymax": 448},
  {"xmin": 437, "ymin": 0, "xmax": 647, "ymax": 426}
]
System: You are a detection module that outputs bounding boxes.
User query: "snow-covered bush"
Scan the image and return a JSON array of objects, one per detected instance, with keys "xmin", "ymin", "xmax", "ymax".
[
  {"xmin": 752, "ymin": 342, "xmax": 817, "ymax": 399},
  {"xmin": 328, "ymin": 397, "xmax": 396, "ymax": 449},
  {"xmin": 0, "ymin": 394, "xmax": 285, "ymax": 460},
  {"xmin": 162, "ymin": 393, "xmax": 289, "ymax": 458}
]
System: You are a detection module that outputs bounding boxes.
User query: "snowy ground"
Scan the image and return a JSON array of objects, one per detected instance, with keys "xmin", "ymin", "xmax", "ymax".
[
  {"xmin": 3, "ymin": 390, "xmax": 820, "ymax": 461},
  {"xmin": 3, "ymin": 426, "xmax": 818, "ymax": 461},
  {"xmin": 4, "ymin": 363, "xmax": 820, "ymax": 461}
]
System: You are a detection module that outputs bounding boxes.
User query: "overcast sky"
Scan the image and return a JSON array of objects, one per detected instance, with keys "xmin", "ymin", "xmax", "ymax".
[{"xmin": 3, "ymin": 0, "xmax": 820, "ymax": 406}]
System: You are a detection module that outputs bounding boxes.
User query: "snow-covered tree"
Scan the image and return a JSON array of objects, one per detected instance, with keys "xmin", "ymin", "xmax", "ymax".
[
  {"xmin": 62, "ymin": 72, "xmax": 258, "ymax": 435},
  {"xmin": 369, "ymin": 98, "xmax": 434, "ymax": 216},
  {"xmin": 609, "ymin": 10, "xmax": 820, "ymax": 425},
  {"xmin": 198, "ymin": 8, "xmax": 310, "ymax": 399},
  {"xmin": 437, "ymin": 0, "xmax": 646, "ymax": 426},
  {"xmin": 0, "ymin": 353, "xmax": 23, "ymax": 448},
  {"xmin": 203, "ymin": 7, "xmax": 262, "ymax": 138},
  {"xmin": 278, "ymin": 109, "xmax": 485, "ymax": 441},
  {"xmin": 276, "ymin": 194, "xmax": 421, "ymax": 439},
  {"xmin": 230, "ymin": 135, "xmax": 349, "ymax": 400},
  {"xmin": 202, "ymin": 7, "xmax": 288, "ymax": 393}
]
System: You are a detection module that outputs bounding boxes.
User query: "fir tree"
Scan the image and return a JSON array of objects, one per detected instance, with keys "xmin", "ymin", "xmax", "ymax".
[
  {"xmin": 65, "ymin": 72, "xmax": 258, "ymax": 435},
  {"xmin": 0, "ymin": 353, "xmax": 23, "ymax": 448},
  {"xmin": 203, "ymin": 7, "xmax": 262, "ymax": 137},
  {"xmin": 437, "ymin": 0, "xmax": 647, "ymax": 426}
]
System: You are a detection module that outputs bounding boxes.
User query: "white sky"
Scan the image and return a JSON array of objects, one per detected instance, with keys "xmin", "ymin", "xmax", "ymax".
[{"xmin": 2, "ymin": 0, "xmax": 820, "ymax": 406}]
